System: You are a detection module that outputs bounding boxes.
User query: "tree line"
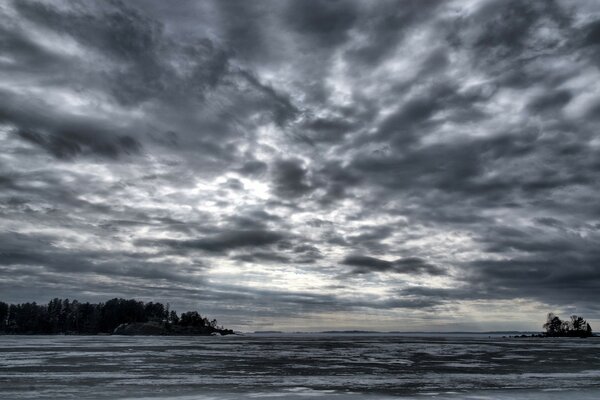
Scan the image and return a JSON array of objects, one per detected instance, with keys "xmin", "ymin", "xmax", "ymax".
[
  {"xmin": 543, "ymin": 313, "xmax": 593, "ymax": 337},
  {"xmin": 0, "ymin": 298, "xmax": 232, "ymax": 335}
]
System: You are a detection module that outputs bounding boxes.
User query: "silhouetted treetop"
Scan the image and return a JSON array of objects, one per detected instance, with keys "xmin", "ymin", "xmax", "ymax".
[
  {"xmin": 543, "ymin": 313, "xmax": 593, "ymax": 338},
  {"xmin": 0, "ymin": 298, "xmax": 233, "ymax": 335}
]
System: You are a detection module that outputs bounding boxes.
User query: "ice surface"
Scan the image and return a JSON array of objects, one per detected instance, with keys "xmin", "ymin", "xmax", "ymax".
[{"xmin": 1, "ymin": 334, "xmax": 599, "ymax": 399}]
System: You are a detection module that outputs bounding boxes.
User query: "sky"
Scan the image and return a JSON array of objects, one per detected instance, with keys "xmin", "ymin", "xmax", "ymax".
[{"xmin": 1, "ymin": 0, "xmax": 600, "ymax": 332}]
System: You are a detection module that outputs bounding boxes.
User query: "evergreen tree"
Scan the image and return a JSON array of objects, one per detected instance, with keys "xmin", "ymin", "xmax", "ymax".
[
  {"xmin": 0, "ymin": 298, "xmax": 232, "ymax": 335},
  {"xmin": 0, "ymin": 302, "xmax": 8, "ymax": 331}
]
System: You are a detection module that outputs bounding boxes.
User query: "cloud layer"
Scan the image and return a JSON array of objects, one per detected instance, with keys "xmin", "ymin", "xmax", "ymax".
[{"xmin": 1, "ymin": 0, "xmax": 600, "ymax": 331}]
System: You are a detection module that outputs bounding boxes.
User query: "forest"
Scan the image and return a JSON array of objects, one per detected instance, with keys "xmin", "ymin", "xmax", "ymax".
[
  {"xmin": 543, "ymin": 313, "xmax": 593, "ymax": 337},
  {"xmin": 0, "ymin": 298, "xmax": 234, "ymax": 335}
]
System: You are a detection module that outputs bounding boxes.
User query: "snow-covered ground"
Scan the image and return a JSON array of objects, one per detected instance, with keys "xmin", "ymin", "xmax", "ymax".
[{"xmin": 1, "ymin": 334, "xmax": 599, "ymax": 399}]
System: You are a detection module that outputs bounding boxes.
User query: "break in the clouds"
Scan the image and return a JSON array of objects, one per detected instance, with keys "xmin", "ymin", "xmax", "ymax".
[{"xmin": 1, "ymin": 0, "xmax": 600, "ymax": 331}]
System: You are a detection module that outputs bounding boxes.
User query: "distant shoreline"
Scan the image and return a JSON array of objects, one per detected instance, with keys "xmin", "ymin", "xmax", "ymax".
[{"xmin": 1, "ymin": 331, "xmax": 598, "ymax": 338}]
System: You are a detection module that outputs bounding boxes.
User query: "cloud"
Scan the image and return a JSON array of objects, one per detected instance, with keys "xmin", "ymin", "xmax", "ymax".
[
  {"xmin": 342, "ymin": 255, "xmax": 446, "ymax": 276},
  {"xmin": 17, "ymin": 129, "xmax": 140, "ymax": 159},
  {"xmin": 271, "ymin": 159, "xmax": 314, "ymax": 198},
  {"xmin": 2, "ymin": 0, "xmax": 600, "ymax": 330},
  {"xmin": 140, "ymin": 229, "xmax": 286, "ymax": 254},
  {"xmin": 285, "ymin": 0, "xmax": 359, "ymax": 47},
  {"xmin": 0, "ymin": 231, "xmax": 202, "ymax": 284}
]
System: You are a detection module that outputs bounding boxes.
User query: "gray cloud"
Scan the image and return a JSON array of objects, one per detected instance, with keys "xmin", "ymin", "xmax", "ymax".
[
  {"xmin": 2, "ymin": 0, "xmax": 600, "ymax": 331},
  {"xmin": 342, "ymin": 255, "xmax": 446, "ymax": 276},
  {"xmin": 139, "ymin": 229, "xmax": 286, "ymax": 253},
  {"xmin": 285, "ymin": 0, "xmax": 358, "ymax": 47},
  {"xmin": 271, "ymin": 159, "xmax": 314, "ymax": 199}
]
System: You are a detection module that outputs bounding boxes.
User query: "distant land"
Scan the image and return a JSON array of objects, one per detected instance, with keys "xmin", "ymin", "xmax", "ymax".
[
  {"xmin": 1, "ymin": 299, "xmax": 594, "ymax": 339},
  {"xmin": 251, "ymin": 316, "xmax": 595, "ymax": 338},
  {"xmin": 0, "ymin": 298, "xmax": 234, "ymax": 336},
  {"xmin": 252, "ymin": 330, "xmax": 537, "ymax": 335}
]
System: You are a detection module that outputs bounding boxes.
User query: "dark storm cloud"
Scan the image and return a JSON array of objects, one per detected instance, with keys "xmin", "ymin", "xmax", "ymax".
[
  {"xmin": 299, "ymin": 117, "xmax": 355, "ymax": 144},
  {"xmin": 344, "ymin": 0, "xmax": 443, "ymax": 66},
  {"xmin": 229, "ymin": 209, "xmax": 281, "ymax": 230},
  {"xmin": 342, "ymin": 255, "xmax": 446, "ymax": 276},
  {"xmin": 17, "ymin": 129, "xmax": 140, "ymax": 159},
  {"xmin": 0, "ymin": 231, "xmax": 202, "ymax": 284},
  {"xmin": 211, "ymin": 0, "xmax": 272, "ymax": 62},
  {"xmin": 285, "ymin": 0, "xmax": 358, "ymax": 47},
  {"xmin": 371, "ymin": 82, "xmax": 484, "ymax": 146},
  {"xmin": 390, "ymin": 225, "xmax": 600, "ymax": 312},
  {"xmin": 140, "ymin": 229, "xmax": 286, "ymax": 253},
  {"xmin": 232, "ymin": 251, "xmax": 290, "ymax": 264},
  {"xmin": 0, "ymin": 89, "xmax": 141, "ymax": 159},
  {"xmin": 526, "ymin": 89, "xmax": 573, "ymax": 113},
  {"xmin": 238, "ymin": 70, "xmax": 299, "ymax": 126},
  {"xmin": 271, "ymin": 159, "xmax": 314, "ymax": 198},
  {"xmin": 2, "ymin": 0, "xmax": 600, "ymax": 329},
  {"xmin": 583, "ymin": 19, "xmax": 600, "ymax": 45},
  {"xmin": 2, "ymin": 0, "xmax": 298, "ymax": 168},
  {"xmin": 462, "ymin": 224, "xmax": 600, "ymax": 306},
  {"xmin": 12, "ymin": 0, "xmax": 230, "ymax": 105},
  {"xmin": 447, "ymin": 0, "xmax": 572, "ymax": 77},
  {"xmin": 237, "ymin": 160, "xmax": 268, "ymax": 176}
]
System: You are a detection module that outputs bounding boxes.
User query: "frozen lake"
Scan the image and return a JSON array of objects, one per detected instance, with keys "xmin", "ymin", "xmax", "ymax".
[{"xmin": 1, "ymin": 334, "xmax": 599, "ymax": 399}]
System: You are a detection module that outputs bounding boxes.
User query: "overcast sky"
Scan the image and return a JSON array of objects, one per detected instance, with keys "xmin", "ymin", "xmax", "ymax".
[{"xmin": 1, "ymin": 0, "xmax": 600, "ymax": 332}]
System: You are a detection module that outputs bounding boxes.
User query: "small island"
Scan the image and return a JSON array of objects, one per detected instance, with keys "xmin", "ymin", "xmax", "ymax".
[
  {"xmin": 506, "ymin": 313, "xmax": 594, "ymax": 339},
  {"xmin": 543, "ymin": 313, "xmax": 593, "ymax": 338},
  {"xmin": 0, "ymin": 298, "xmax": 234, "ymax": 336}
]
